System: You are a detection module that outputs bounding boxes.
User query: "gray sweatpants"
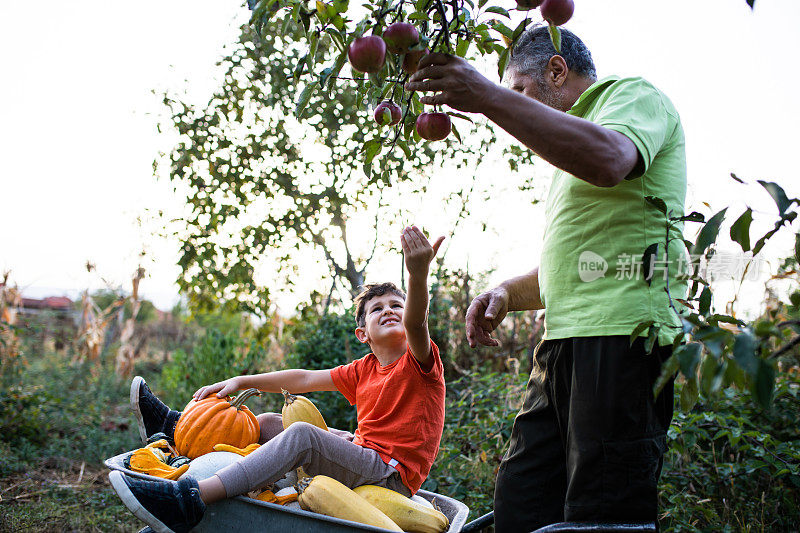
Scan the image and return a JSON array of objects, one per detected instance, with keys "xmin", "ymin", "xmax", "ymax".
[{"xmin": 215, "ymin": 413, "xmax": 410, "ymax": 497}]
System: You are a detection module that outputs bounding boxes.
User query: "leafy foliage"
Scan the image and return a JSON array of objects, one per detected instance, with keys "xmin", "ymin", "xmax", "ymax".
[
  {"xmin": 159, "ymin": 19, "xmax": 503, "ymax": 315},
  {"xmin": 160, "ymin": 329, "xmax": 269, "ymax": 407},
  {"xmin": 660, "ymin": 377, "xmax": 800, "ymax": 531},
  {"xmin": 285, "ymin": 307, "xmax": 370, "ymax": 431},
  {"xmin": 638, "ymin": 178, "xmax": 800, "ymax": 409}
]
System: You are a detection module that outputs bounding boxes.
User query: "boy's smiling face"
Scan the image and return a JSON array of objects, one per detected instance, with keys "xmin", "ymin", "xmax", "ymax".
[{"xmin": 355, "ymin": 293, "xmax": 407, "ymax": 347}]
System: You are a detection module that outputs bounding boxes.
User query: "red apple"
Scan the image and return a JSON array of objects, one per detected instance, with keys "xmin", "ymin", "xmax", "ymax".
[
  {"xmin": 540, "ymin": 0, "xmax": 574, "ymax": 26},
  {"xmin": 382, "ymin": 22, "xmax": 420, "ymax": 55},
  {"xmin": 416, "ymin": 112, "xmax": 451, "ymax": 141},
  {"xmin": 374, "ymin": 101, "xmax": 402, "ymax": 126},
  {"xmin": 515, "ymin": 0, "xmax": 543, "ymax": 10},
  {"xmin": 402, "ymin": 48, "xmax": 429, "ymax": 75},
  {"xmin": 347, "ymin": 36, "xmax": 387, "ymax": 73}
]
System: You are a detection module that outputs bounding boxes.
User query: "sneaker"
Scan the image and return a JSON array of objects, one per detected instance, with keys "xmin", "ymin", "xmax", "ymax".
[
  {"xmin": 131, "ymin": 376, "xmax": 182, "ymax": 445},
  {"xmin": 109, "ymin": 471, "xmax": 205, "ymax": 533}
]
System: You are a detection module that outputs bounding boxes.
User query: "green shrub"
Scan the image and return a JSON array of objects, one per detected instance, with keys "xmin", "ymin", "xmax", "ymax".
[
  {"xmin": 285, "ymin": 309, "xmax": 370, "ymax": 432},
  {"xmin": 660, "ymin": 375, "xmax": 800, "ymax": 531},
  {"xmin": 160, "ymin": 328, "xmax": 268, "ymax": 407},
  {"xmin": 427, "ymin": 370, "xmax": 526, "ymax": 520}
]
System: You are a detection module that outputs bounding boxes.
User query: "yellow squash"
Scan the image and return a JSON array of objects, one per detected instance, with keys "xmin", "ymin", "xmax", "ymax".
[
  {"xmin": 281, "ymin": 388, "xmax": 328, "ymax": 431},
  {"xmin": 296, "ymin": 475, "xmax": 402, "ymax": 531},
  {"xmin": 353, "ymin": 484, "xmax": 450, "ymax": 533}
]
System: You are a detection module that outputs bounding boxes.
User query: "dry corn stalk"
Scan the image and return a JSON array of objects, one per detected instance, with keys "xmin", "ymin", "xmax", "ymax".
[
  {"xmin": 115, "ymin": 267, "xmax": 145, "ymax": 377},
  {"xmin": 0, "ymin": 271, "xmax": 21, "ymax": 365},
  {"xmin": 75, "ymin": 290, "xmax": 123, "ymax": 364}
]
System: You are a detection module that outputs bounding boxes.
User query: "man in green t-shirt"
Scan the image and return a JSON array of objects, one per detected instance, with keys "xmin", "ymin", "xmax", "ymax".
[{"xmin": 407, "ymin": 26, "xmax": 686, "ymax": 531}]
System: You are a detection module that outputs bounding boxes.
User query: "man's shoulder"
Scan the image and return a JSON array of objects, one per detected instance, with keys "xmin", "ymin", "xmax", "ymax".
[{"xmin": 604, "ymin": 76, "xmax": 680, "ymax": 117}]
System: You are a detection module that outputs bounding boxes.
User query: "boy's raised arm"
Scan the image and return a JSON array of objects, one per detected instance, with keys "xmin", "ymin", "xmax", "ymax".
[{"xmin": 401, "ymin": 225, "xmax": 445, "ymax": 369}]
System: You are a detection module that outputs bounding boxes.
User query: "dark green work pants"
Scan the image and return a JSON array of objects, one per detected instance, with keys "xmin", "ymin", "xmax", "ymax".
[{"xmin": 494, "ymin": 336, "xmax": 674, "ymax": 532}]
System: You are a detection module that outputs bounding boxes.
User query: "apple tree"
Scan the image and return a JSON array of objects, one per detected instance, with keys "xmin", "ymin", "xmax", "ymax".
[{"xmin": 157, "ymin": 15, "xmax": 537, "ymax": 316}]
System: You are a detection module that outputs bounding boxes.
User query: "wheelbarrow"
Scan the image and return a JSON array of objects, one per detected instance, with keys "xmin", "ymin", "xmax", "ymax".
[
  {"xmin": 107, "ymin": 451, "xmax": 656, "ymax": 533},
  {"xmin": 106, "ymin": 450, "xmax": 471, "ymax": 532}
]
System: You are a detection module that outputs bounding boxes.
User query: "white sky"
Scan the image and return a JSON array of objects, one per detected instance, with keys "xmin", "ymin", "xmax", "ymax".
[{"xmin": 2, "ymin": 0, "xmax": 799, "ymax": 319}]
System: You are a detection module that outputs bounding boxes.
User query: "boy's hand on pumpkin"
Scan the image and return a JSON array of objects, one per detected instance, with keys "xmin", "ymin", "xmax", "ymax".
[
  {"xmin": 401, "ymin": 225, "xmax": 444, "ymax": 277},
  {"xmin": 193, "ymin": 377, "xmax": 242, "ymax": 401}
]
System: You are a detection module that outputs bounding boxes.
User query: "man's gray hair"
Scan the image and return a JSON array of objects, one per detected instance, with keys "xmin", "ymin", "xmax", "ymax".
[{"xmin": 508, "ymin": 26, "xmax": 597, "ymax": 81}]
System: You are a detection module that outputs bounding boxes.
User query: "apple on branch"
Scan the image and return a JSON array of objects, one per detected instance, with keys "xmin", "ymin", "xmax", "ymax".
[
  {"xmin": 374, "ymin": 101, "xmax": 401, "ymax": 126},
  {"xmin": 416, "ymin": 112, "xmax": 451, "ymax": 141},
  {"xmin": 347, "ymin": 36, "xmax": 387, "ymax": 73},
  {"xmin": 540, "ymin": 0, "xmax": 574, "ymax": 26},
  {"xmin": 382, "ymin": 22, "xmax": 420, "ymax": 55}
]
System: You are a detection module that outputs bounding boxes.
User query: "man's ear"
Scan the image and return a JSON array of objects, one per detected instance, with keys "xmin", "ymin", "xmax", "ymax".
[
  {"xmin": 548, "ymin": 55, "xmax": 569, "ymax": 88},
  {"xmin": 354, "ymin": 327, "xmax": 369, "ymax": 344}
]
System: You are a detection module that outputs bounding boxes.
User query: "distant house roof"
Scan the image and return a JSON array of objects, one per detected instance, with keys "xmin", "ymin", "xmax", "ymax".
[{"xmin": 21, "ymin": 296, "xmax": 73, "ymax": 310}]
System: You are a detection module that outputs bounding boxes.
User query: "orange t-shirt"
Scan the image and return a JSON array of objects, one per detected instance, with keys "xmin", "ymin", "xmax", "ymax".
[{"xmin": 330, "ymin": 340, "xmax": 445, "ymax": 494}]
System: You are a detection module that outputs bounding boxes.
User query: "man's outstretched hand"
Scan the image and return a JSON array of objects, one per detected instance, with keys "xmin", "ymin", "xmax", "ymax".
[
  {"xmin": 405, "ymin": 53, "xmax": 495, "ymax": 114},
  {"xmin": 465, "ymin": 287, "xmax": 510, "ymax": 348}
]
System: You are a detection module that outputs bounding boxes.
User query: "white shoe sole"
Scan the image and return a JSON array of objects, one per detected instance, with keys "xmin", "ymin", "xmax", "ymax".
[
  {"xmin": 130, "ymin": 376, "xmax": 148, "ymax": 445},
  {"xmin": 109, "ymin": 471, "xmax": 175, "ymax": 533}
]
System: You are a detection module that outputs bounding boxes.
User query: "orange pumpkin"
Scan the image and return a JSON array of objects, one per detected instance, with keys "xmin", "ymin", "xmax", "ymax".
[{"xmin": 174, "ymin": 388, "xmax": 261, "ymax": 459}]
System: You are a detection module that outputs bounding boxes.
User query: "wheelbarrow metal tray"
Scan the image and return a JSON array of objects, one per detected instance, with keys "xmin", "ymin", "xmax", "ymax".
[{"xmin": 106, "ymin": 451, "xmax": 469, "ymax": 532}]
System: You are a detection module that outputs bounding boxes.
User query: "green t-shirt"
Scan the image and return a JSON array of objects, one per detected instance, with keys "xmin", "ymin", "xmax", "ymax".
[{"xmin": 539, "ymin": 76, "xmax": 688, "ymax": 347}]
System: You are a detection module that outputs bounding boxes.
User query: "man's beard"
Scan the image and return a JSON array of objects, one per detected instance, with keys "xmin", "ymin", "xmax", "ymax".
[{"xmin": 536, "ymin": 78, "xmax": 568, "ymax": 112}]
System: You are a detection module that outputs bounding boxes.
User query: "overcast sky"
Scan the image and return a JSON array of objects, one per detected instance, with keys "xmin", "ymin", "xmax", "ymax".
[{"xmin": 2, "ymin": 0, "xmax": 799, "ymax": 318}]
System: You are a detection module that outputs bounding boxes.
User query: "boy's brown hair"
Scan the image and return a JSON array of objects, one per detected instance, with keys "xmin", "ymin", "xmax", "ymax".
[{"xmin": 353, "ymin": 282, "xmax": 407, "ymax": 328}]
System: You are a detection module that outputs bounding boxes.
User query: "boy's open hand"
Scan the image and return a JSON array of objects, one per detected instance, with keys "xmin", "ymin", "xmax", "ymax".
[
  {"xmin": 401, "ymin": 226, "xmax": 445, "ymax": 276},
  {"xmin": 193, "ymin": 377, "xmax": 242, "ymax": 401}
]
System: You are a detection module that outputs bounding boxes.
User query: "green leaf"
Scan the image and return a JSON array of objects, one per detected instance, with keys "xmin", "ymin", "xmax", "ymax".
[
  {"xmin": 733, "ymin": 330, "xmax": 759, "ymax": 377},
  {"xmin": 691, "ymin": 208, "xmax": 728, "ymax": 257},
  {"xmin": 795, "ymin": 231, "xmax": 800, "ymax": 265},
  {"xmin": 362, "ymin": 139, "xmax": 382, "ymax": 176},
  {"xmin": 753, "ymin": 211, "xmax": 798, "ymax": 256},
  {"xmin": 407, "ymin": 12, "xmax": 429, "ymax": 21},
  {"xmin": 629, "ymin": 320, "xmax": 655, "ymax": 346},
  {"xmin": 680, "ymin": 375, "xmax": 700, "ymax": 411},
  {"xmin": 671, "ymin": 330, "xmax": 686, "ymax": 352},
  {"xmin": 757, "ymin": 180, "xmax": 792, "ymax": 214},
  {"xmin": 729, "ymin": 208, "xmax": 753, "ymax": 252},
  {"xmin": 699, "ymin": 353, "xmax": 725, "ymax": 395},
  {"xmin": 294, "ymin": 53, "xmax": 308, "ymax": 79},
  {"xmin": 645, "ymin": 324, "xmax": 660, "ymax": 354},
  {"xmin": 677, "ymin": 342, "xmax": 702, "ymax": 378},
  {"xmin": 707, "ymin": 314, "xmax": 745, "ymax": 327},
  {"xmin": 451, "ymin": 123, "xmax": 462, "ymax": 143},
  {"xmin": 654, "ymin": 352, "xmax": 679, "ymax": 397},
  {"xmin": 547, "ymin": 23, "xmax": 562, "ymax": 53},
  {"xmin": 446, "ymin": 112, "xmax": 474, "ymax": 123},
  {"xmin": 752, "ymin": 358, "xmax": 775, "ymax": 408},
  {"xmin": 307, "ymin": 36, "xmax": 319, "ymax": 72},
  {"xmin": 484, "ymin": 6, "xmax": 510, "ymax": 17},
  {"xmin": 698, "ymin": 285, "xmax": 711, "ymax": 316},
  {"xmin": 294, "ymin": 81, "xmax": 318, "ymax": 117},
  {"xmin": 456, "ymin": 38, "xmax": 469, "ymax": 57},
  {"xmin": 395, "ymin": 139, "xmax": 412, "ymax": 159},
  {"xmin": 642, "ymin": 243, "xmax": 659, "ymax": 286},
  {"xmin": 645, "ymin": 195, "xmax": 667, "ymax": 214},
  {"xmin": 497, "ymin": 47, "xmax": 510, "ymax": 79},
  {"xmin": 489, "ymin": 20, "xmax": 513, "ymax": 39},
  {"xmin": 674, "ymin": 211, "xmax": 705, "ymax": 223}
]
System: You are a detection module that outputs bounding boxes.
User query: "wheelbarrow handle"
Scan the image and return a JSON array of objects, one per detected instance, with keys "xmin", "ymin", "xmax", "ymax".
[{"xmin": 461, "ymin": 511, "xmax": 494, "ymax": 532}]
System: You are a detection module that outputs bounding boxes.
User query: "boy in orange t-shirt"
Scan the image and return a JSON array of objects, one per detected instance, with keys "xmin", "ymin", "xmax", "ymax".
[{"xmin": 110, "ymin": 226, "xmax": 446, "ymax": 533}]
